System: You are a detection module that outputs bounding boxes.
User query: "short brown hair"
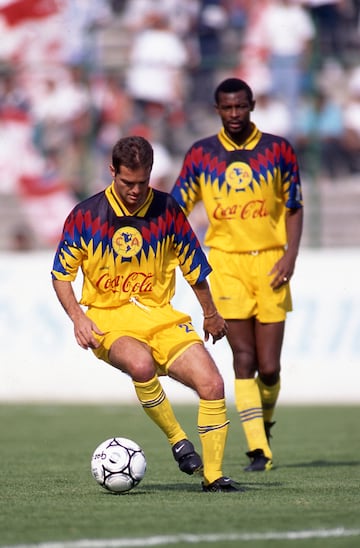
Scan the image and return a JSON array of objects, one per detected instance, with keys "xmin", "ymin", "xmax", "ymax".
[{"xmin": 112, "ymin": 136, "xmax": 154, "ymax": 175}]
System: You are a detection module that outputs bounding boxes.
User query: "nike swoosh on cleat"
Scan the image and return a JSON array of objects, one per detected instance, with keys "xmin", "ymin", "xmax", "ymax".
[{"xmin": 174, "ymin": 444, "xmax": 185, "ymax": 453}]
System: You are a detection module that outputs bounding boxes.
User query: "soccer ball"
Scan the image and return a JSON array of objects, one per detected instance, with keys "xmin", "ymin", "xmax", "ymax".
[{"xmin": 91, "ymin": 437, "xmax": 146, "ymax": 494}]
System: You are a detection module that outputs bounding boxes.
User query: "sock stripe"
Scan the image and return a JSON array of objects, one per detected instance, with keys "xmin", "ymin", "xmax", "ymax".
[
  {"xmin": 239, "ymin": 407, "xmax": 263, "ymax": 423},
  {"xmin": 198, "ymin": 420, "xmax": 230, "ymax": 435},
  {"xmin": 139, "ymin": 390, "xmax": 166, "ymax": 409}
]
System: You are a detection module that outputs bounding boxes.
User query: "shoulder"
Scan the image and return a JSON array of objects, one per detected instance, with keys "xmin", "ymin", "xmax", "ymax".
[
  {"xmin": 260, "ymin": 131, "xmax": 295, "ymax": 150},
  {"xmin": 150, "ymin": 189, "xmax": 189, "ymax": 224},
  {"xmin": 257, "ymin": 132, "xmax": 299, "ymax": 167},
  {"xmin": 185, "ymin": 134, "xmax": 218, "ymax": 153},
  {"xmin": 66, "ymin": 189, "xmax": 106, "ymax": 219},
  {"xmin": 152, "ymin": 188, "xmax": 181, "ymax": 210},
  {"xmin": 181, "ymin": 135, "xmax": 221, "ymax": 166},
  {"xmin": 77, "ymin": 189, "xmax": 105, "ymax": 208}
]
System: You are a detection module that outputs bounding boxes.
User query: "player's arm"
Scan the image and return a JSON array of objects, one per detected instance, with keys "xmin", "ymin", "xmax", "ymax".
[
  {"xmin": 190, "ymin": 280, "xmax": 227, "ymax": 345},
  {"xmin": 269, "ymin": 207, "xmax": 303, "ymax": 289},
  {"xmin": 285, "ymin": 206, "xmax": 303, "ymax": 263},
  {"xmin": 52, "ymin": 279, "xmax": 103, "ymax": 350}
]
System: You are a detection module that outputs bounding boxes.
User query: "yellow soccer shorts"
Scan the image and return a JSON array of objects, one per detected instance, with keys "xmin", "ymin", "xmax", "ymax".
[
  {"xmin": 86, "ymin": 301, "xmax": 202, "ymax": 372},
  {"xmin": 208, "ymin": 247, "xmax": 292, "ymax": 323}
]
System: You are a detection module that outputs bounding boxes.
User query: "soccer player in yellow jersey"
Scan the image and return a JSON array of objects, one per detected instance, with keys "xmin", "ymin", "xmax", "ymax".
[
  {"xmin": 172, "ymin": 78, "xmax": 304, "ymax": 471},
  {"xmin": 52, "ymin": 136, "xmax": 240, "ymax": 492}
]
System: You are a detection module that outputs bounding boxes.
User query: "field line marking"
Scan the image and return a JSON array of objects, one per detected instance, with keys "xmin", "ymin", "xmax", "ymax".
[{"xmin": 2, "ymin": 527, "xmax": 360, "ymax": 548}]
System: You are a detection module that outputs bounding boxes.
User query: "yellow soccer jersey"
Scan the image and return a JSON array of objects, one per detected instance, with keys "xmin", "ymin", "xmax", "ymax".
[
  {"xmin": 171, "ymin": 124, "xmax": 303, "ymax": 253},
  {"xmin": 51, "ymin": 184, "xmax": 211, "ymax": 308}
]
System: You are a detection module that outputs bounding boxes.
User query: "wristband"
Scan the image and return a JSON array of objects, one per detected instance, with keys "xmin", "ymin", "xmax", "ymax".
[{"xmin": 203, "ymin": 311, "xmax": 217, "ymax": 320}]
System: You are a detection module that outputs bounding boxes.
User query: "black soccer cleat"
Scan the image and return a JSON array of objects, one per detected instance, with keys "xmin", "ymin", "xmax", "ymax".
[
  {"xmin": 264, "ymin": 421, "xmax": 276, "ymax": 444},
  {"xmin": 172, "ymin": 439, "xmax": 203, "ymax": 475},
  {"xmin": 202, "ymin": 476, "xmax": 241, "ymax": 492},
  {"xmin": 244, "ymin": 448, "xmax": 273, "ymax": 472}
]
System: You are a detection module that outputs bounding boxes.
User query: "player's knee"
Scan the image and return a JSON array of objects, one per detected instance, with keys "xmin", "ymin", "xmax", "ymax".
[
  {"xmin": 198, "ymin": 371, "xmax": 225, "ymax": 400},
  {"xmin": 258, "ymin": 369, "xmax": 280, "ymax": 386},
  {"xmin": 213, "ymin": 375, "xmax": 225, "ymax": 400},
  {"xmin": 109, "ymin": 353, "xmax": 156, "ymax": 382},
  {"xmin": 233, "ymin": 350, "xmax": 257, "ymax": 377},
  {"xmin": 129, "ymin": 361, "xmax": 157, "ymax": 383}
]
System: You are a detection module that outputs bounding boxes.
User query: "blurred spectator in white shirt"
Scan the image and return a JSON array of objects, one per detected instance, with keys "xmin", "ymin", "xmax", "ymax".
[
  {"xmin": 30, "ymin": 65, "xmax": 94, "ymax": 199},
  {"xmin": 241, "ymin": 0, "xmax": 315, "ymax": 132},
  {"xmin": 251, "ymin": 86, "xmax": 292, "ymax": 139},
  {"xmin": 124, "ymin": 8, "xmax": 190, "ymax": 150}
]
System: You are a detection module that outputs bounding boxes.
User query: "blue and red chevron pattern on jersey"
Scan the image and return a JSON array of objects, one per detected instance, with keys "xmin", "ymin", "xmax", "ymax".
[
  {"xmin": 172, "ymin": 124, "xmax": 303, "ymax": 253},
  {"xmin": 52, "ymin": 185, "xmax": 211, "ymax": 309}
]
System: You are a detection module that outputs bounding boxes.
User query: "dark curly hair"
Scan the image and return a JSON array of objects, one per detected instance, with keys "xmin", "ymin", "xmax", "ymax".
[{"xmin": 214, "ymin": 78, "xmax": 254, "ymax": 104}]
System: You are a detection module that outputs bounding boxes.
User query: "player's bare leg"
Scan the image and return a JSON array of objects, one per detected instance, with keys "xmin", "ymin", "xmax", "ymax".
[
  {"xmin": 255, "ymin": 321, "xmax": 283, "ymax": 446},
  {"xmin": 226, "ymin": 319, "xmax": 279, "ymax": 471},
  {"xmin": 170, "ymin": 344, "xmax": 240, "ymax": 491},
  {"xmin": 109, "ymin": 337, "xmax": 194, "ymax": 468}
]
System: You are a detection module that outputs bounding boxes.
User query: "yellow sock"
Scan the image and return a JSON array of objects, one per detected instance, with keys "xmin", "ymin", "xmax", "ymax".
[
  {"xmin": 256, "ymin": 377, "xmax": 280, "ymax": 423},
  {"xmin": 133, "ymin": 376, "xmax": 186, "ymax": 446},
  {"xmin": 198, "ymin": 398, "xmax": 229, "ymax": 485},
  {"xmin": 235, "ymin": 378, "xmax": 272, "ymax": 459}
]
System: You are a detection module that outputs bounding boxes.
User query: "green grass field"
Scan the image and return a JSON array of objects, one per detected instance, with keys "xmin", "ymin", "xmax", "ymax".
[{"xmin": 0, "ymin": 404, "xmax": 359, "ymax": 548}]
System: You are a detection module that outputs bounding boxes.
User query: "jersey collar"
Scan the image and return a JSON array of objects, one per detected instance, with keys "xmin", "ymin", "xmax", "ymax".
[
  {"xmin": 106, "ymin": 182, "xmax": 154, "ymax": 217},
  {"xmin": 218, "ymin": 123, "xmax": 261, "ymax": 151}
]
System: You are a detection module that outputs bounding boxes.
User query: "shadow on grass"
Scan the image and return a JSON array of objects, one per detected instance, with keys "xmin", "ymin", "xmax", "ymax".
[
  {"xmin": 90, "ymin": 480, "xmax": 287, "ymax": 496},
  {"xmin": 136, "ymin": 481, "xmax": 284, "ymax": 493},
  {"xmin": 280, "ymin": 460, "xmax": 360, "ymax": 468},
  {"xmin": 91, "ymin": 483, "xmax": 206, "ymax": 495}
]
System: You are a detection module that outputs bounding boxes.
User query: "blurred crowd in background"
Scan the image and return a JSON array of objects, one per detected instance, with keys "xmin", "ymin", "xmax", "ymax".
[{"xmin": 1, "ymin": 0, "xmax": 360, "ymax": 249}]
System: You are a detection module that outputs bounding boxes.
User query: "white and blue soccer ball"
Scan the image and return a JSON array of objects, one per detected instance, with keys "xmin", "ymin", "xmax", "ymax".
[{"xmin": 91, "ymin": 437, "xmax": 146, "ymax": 494}]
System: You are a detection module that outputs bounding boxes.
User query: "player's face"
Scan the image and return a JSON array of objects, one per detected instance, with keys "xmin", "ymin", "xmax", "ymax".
[
  {"xmin": 215, "ymin": 90, "xmax": 255, "ymax": 142},
  {"xmin": 110, "ymin": 164, "xmax": 151, "ymax": 212}
]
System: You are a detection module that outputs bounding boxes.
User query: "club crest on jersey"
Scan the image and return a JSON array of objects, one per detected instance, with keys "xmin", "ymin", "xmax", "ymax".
[
  {"xmin": 112, "ymin": 227, "xmax": 143, "ymax": 258},
  {"xmin": 225, "ymin": 162, "xmax": 253, "ymax": 191}
]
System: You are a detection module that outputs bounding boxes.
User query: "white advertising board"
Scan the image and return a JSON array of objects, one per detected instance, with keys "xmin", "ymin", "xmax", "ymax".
[{"xmin": 0, "ymin": 249, "xmax": 359, "ymax": 404}]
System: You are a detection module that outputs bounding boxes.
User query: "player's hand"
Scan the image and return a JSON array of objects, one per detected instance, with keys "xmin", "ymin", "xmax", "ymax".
[
  {"xmin": 203, "ymin": 313, "xmax": 228, "ymax": 344},
  {"xmin": 268, "ymin": 254, "xmax": 295, "ymax": 289},
  {"xmin": 73, "ymin": 314, "xmax": 104, "ymax": 350}
]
